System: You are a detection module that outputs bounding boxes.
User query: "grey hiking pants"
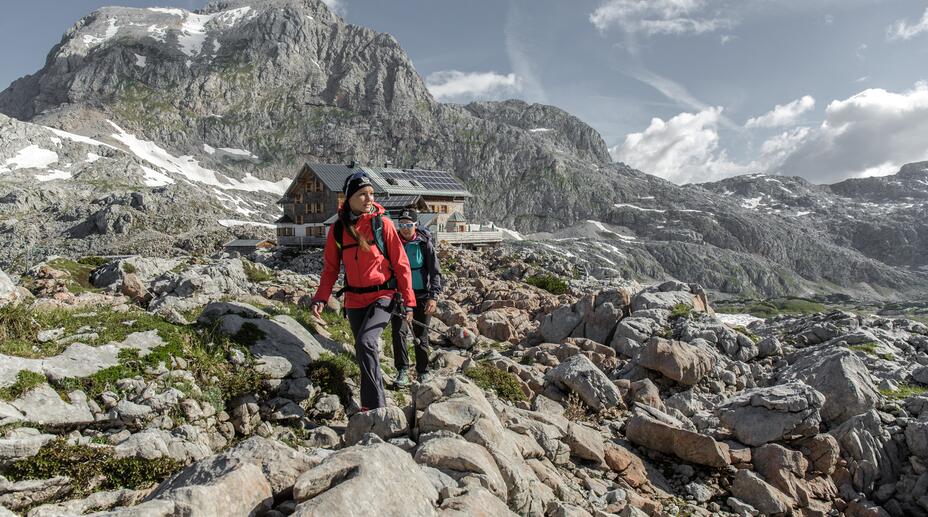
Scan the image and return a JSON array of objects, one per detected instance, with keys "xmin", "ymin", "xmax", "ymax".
[
  {"xmin": 390, "ymin": 299, "xmax": 431, "ymax": 374},
  {"xmin": 345, "ymin": 297, "xmax": 392, "ymax": 410}
]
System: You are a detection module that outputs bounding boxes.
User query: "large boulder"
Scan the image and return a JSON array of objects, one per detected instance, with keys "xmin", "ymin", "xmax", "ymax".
[
  {"xmin": 538, "ymin": 304, "xmax": 584, "ymax": 344},
  {"xmin": 636, "ymin": 337, "xmax": 715, "ymax": 386},
  {"xmin": 625, "ymin": 413, "xmax": 730, "ymax": 468},
  {"xmin": 438, "ymin": 486, "xmax": 518, "ymax": 516},
  {"xmin": 718, "ymin": 382, "xmax": 825, "ymax": 446},
  {"xmin": 145, "ymin": 453, "xmax": 274, "ymax": 516},
  {"xmin": 780, "ymin": 348, "xmax": 880, "ymax": 426},
  {"xmin": 216, "ymin": 436, "xmax": 320, "ymax": 496},
  {"xmin": 730, "ymin": 469, "xmax": 793, "ymax": 515},
  {"xmin": 200, "ymin": 301, "xmax": 329, "ymax": 379},
  {"xmin": 752, "ymin": 443, "xmax": 838, "ymax": 512},
  {"xmin": 344, "ymin": 406, "xmax": 408, "ymax": 446},
  {"xmin": 609, "ymin": 317, "xmax": 658, "ymax": 358},
  {"xmin": 544, "ymin": 354, "xmax": 624, "ymax": 411},
  {"xmin": 415, "ymin": 377, "xmax": 556, "ymax": 515},
  {"xmin": 292, "ymin": 442, "xmax": 438, "ymax": 516},
  {"xmin": 830, "ymin": 410, "xmax": 907, "ymax": 494},
  {"xmin": 415, "ymin": 437, "xmax": 508, "ymax": 500}
]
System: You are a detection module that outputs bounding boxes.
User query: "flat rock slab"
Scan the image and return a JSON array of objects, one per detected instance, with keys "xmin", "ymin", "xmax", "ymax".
[
  {"xmin": 10, "ymin": 385, "xmax": 94, "ymax": 427},
  {"xmin": 0, "ymin": 330, "xmax": 164, "ymax": 388},
  {"xmin": 293, "ymin": 442, "xmax": 438, "ymax": 516},
  {"xmin": 0, "ymin": 402, "xmax": 25, "ymax": 427}
]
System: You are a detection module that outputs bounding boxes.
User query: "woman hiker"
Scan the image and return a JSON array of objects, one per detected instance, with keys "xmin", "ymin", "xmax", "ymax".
[
  {"xmin": 309, "ymin": 170, "xmax": 416, "ymax": 411},
  {"xmin": 390, "ymin": 207, "xmax": 443, "ymax": 387}
]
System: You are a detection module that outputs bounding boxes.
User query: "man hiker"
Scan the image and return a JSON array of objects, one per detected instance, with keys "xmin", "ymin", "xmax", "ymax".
[{"xmin": 390, "ymin": 207, "xmax": 443, "ymax": 387}]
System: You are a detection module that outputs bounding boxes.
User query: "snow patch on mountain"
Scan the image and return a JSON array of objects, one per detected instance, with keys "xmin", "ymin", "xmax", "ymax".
[
  {"xmin": 107, "ymin": 121, "xmax": 287, "ymax": 194},
  {"xmin": 1, "ymin": 145, "xmax": 59, "ymax": 173}
]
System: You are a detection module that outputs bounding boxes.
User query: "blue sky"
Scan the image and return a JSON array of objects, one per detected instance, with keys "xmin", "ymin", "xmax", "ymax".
[{"xmin": 3, "ymin": 0, "xmax": 928, "ymax": 184}]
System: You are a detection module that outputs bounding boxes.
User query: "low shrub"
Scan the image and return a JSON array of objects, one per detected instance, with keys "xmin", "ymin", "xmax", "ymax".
[
  {"xmin": 307, "ymin": 352, "xmax": 360, "ymax": 405},
  {"xmin": 669, "ymin": 303, "xmax": 692, "ymax": 320},
  {"xmin": 525, "ymin": 274, "xmax": 568, "ymax": 295},
  {"xmin": 5, "ymin": 439, "xmax": 180, "ymax": 498},
  {"xmin": 464, "ymin": 363, "xmax": 527, "ymax": 403},
  {"xmin": 0, "ymin": 370, "xmax": 46, "ymax": 401}
]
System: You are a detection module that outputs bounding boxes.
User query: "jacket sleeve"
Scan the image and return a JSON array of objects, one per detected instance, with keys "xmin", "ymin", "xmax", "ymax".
[
  {"xmin": 383, "ymin": 217, "xmax": 416, "ymax": 307},
  {"xmin": 426, "ymin": 238, "xmax": 443, "ymax": 300},
  {"xmin": 312, "ymin": 224, "xmax": 341, "ymax": 303}
]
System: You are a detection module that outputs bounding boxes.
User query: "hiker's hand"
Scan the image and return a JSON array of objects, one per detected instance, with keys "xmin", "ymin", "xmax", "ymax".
[
  {"xmin": 405, "ymin": 308, "xmax": 414, "ymax": 324},
  {"xmin": 424, "ymin": 299, "xmax": 437, "ymax": 315},
  {"xmin": 311, "ymin": 301, "xmax": 324, "ymax": 319}
]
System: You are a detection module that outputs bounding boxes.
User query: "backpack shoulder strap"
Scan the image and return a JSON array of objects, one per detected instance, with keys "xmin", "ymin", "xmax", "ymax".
[
  {"xmin": 371, "ymin": 214, "xmax": 390, "ymax": 263},
  {"xmin": 333, "ymin": 219, "xmax": 344, "ymax": 257}
]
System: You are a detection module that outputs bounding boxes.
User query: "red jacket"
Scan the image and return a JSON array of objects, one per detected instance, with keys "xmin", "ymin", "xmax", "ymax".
[{"xmin": 312, "ymin": 202, "xmax": 416, "ymax": 310}]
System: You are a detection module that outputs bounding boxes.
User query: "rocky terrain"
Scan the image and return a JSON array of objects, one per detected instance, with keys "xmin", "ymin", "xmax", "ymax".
[
  {"xmin": 0, "ymin": 243, "xmax": 926, "ymax": 516},
  {"xmin": 0, "ymin": 0, "xmax": 926, "ymax": 299}
]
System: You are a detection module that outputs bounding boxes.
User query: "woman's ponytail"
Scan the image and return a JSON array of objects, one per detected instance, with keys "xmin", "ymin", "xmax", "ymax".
[{"xmin": 339, "ymin": 204, "xmax": 371, "ymax": 252}]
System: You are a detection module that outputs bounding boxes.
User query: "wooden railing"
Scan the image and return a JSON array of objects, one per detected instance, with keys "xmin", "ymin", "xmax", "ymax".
[{"xmin": 437, "ymin": 231, "xmax": 504, "ymax": 245}]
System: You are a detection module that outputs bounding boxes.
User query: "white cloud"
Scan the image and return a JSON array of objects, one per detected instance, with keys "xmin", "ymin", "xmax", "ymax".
[
  {"xmin": 611, "ymin": 107, "xmax": 752, "ymax": 184},
  {"xmin": 745, "ymin": 95, "xmax": 815, "ymax": 128},
  {"xmin": 888, "ymin": 7, "xmax": 928, "ymax": 40},
  {"xmin": 856, "ymin": 43, "xmax": 868, "ymax": 60},
  {"xmin": 320, "ymin": 0, "xmax": 346, "ymax": 16},
  {"xmin": 627, "ymin": 68, "xmax": 737, "ymax": 129},
  {"xmin": 616, "ymin": 83, "xmax": 928, "ymax": 185},
  {"xmin": 425, "ymin": 71, "xmax": 522, "ymax": 102},
  {"xmin": 776, "ymin": 81, "xmax": 928, "ymax": 182},
  {"xmin": 590, "ymin": 0, "xmax": 731, "ymax": 36}
]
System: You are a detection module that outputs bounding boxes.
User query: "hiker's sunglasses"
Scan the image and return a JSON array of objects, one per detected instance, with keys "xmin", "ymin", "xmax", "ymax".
[{"xmin": 398, "ymin": 222, "xmax": 416, "ymax": 229}]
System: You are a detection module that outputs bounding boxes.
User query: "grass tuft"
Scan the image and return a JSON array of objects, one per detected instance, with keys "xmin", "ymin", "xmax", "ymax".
[
  {"xmin": 669, "ymin": 303, "xmax": 692, "ymax": 320},
  {"xmin": 0, "ymin": 370, "xmax": 47, "ymax": 401},
  {"xmin": 464, "ymin": 363, "xmax": 527, "ymax": 403},
  {"xmin": 242, "ymin": 259, "xmax": 273, "ymax": 283},
  {"xmin": 880, "ymin": 382, "xmax": 928, "ymax": 400},
  {"xmin": 307, "ymin": 352, "xmax": 360, "ymax": 405},
  {"xmin": 5, "ymin": 439, "xmax": 180, "ymax": 498},
  {"xmin": 525, "ymin": 274, "xmax": 568, "ymax": 295}
]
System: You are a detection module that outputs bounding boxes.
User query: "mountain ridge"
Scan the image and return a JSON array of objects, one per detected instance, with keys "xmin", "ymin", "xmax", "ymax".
[{"xmin": 0, "ymin": 0, "xmax": 925, "ymax": 299}]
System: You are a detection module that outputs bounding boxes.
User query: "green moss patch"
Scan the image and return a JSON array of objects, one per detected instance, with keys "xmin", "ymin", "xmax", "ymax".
[
  {"xmin": 242, "ymin": 260, "xmax": 273, "ymax": 283},
  {"xmin": 717, "ymin": 297, "xmax": 826, "ymax": 319},
  {"xmin": 880, "ymin": 383, "xmax": 928, "ymax": 400},
  {"xmin": 0, "ymin": 370, "xmax": 47, "ymax": 401},
  {"xmin": 55, "ymin": 318, "xmax": 264, "ymax": 412},
  {"xmin": 849, "ymin": 342, "xmax": 880, "ymax": 355},
  {"xmin": 732, "ymin": 325, "xmax": 760, "ymax": 343},
  {"xmin": 307, "ymin": 352, "xmax": 360, "ymax": 405},
  {"xmin": 4, "ymin": 439, "xmax": 180, "ymax": 498},
  {"xmin": 464, "ymin": 363, "xmax": 527, "ymax": 403},
  {"xmin": 0, "ymin": 304, "xmax": 196, "ymax": 359},
  {"xmin": 525, "ymin": 274, "xmax": 568, "ymax": 295},
  {"xmin": 46, "ymin": 258, "xmax": 100, "ymax": 294}
]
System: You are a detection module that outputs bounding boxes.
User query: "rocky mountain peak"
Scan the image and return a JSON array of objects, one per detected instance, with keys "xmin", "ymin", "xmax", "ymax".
[
  {"xmin": 464, "ymin": 99, "xmax": 612, "ymax": 163},
  {"xmin": 896, "ymin": 161, "xmax": 928, "ymax": 179}
]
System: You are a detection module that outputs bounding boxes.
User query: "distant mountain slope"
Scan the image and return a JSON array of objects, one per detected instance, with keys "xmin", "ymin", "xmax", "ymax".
[{"xmin": 0, "ymin": 0, "xmax": 925, "ymax": 299}]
